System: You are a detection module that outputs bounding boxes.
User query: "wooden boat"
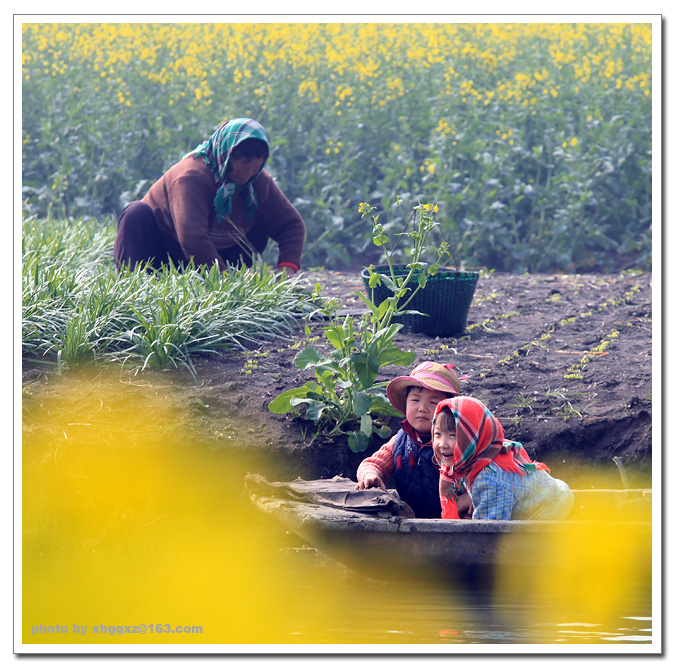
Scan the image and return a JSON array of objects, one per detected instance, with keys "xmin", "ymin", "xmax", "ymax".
[{"xmin": 245, "ymin": 474, "xmax": 652, "ymax": 583}]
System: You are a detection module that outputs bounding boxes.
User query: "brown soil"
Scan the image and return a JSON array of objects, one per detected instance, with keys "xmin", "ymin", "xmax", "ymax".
[{"xmin": 170, "ymin": 269, "xmax": 653, "ymax": 489}]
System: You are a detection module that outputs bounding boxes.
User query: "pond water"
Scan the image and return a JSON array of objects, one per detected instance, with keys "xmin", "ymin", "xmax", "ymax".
[
  {"xmin": 20, "ymin": 369, "xmax": 656, "ymax": 651},
  {"xmin": 261, "ymin": 545, "xmax": 653, "ymax": 646}
]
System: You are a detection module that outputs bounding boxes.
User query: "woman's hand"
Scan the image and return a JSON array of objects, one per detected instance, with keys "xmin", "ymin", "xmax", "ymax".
[
  {"xmin": 277, "ymin": 265, "xmax": 297, "ymax": 280},
  {"xmin": 355, "ymin": 474, "xmax": 386, "ymax": 491}
]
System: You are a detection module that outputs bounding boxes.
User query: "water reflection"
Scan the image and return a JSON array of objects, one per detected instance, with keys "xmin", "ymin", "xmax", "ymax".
[
  {"xmin": 21, "ymin": 369, "xmax": 653, "ymax": 648},
  {"xmin": 282, "ymin": 549, "xmax": 653, "ymax": 644},
  {"xmin": 252, "ymin": 547, "xmax": 652, "ymax": 645}
]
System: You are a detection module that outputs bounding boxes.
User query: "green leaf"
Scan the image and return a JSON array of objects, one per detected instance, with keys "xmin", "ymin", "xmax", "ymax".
[
  {"xmin": 377, "ymin": 345, "xmax": 416, "ymax": 368},
  {"xmin": 369, "ymin": 392, "xmax": 406, "ymax": 417},
  {"xmin": 372, "ymin": 424, "xmax": 392, "ymax": 439},
  {"xmin": 267, "ymin": 385, "xmax": 312, "ymax": 413},
  {"xmin": 353, "ymin": 391, "xmax": 372, "ymax": 416},
  {"xmin": 350, "ymin": 351, "xmax": 380, "ymax": 388},
  {"xmin": 316, "ymin": 368, "xmax": 339, "ymax": 394},
  {"xmin": 376, "ymin": 300, "xmax": 391, "ymax": 319},
  {"xmin": 303, "ymin": 399, "xmax": 327, "ymax": 422},
  {"xmin": 380, "ymin": 274, "xmax": 398, "ymax": 292},
  {"xmin": 369, "ymin": 323, "xmax": 400, "ymax": 347},
  {"xmin": 348, "ymin": 430, "xmax": 370, "ymax": 453},
  {"xmin": 289, "ymin": 396, "xmax": 311, "ymax": 408},
  {"xmin": 360, "ymin": 413, "xmax": 373, "ymax": 436},
  {"xmin": 325, "ymin": 328, "xmax": 347, "ymax": 350},
  {"xmin": 294, "ymin": 346, "xmax": 330, "ymax": 370},
  {"xmin": 355, "ymin": 290, "xmax": 378, "ymax": 313}
]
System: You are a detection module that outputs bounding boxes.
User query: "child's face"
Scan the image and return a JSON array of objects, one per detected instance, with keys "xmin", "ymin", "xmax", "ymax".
[
  {"xmin": 405, "ymin": 387, "xmax": 450, "ymax": 435},
  {"xmin": 432, "ymin": 414, "xmax": 457, "ymax": 466}
]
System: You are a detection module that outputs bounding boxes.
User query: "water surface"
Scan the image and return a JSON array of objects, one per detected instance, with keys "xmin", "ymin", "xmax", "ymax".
[{"xmin": 20, "ymin": 369, "xmax": 654, "ymax": 650}]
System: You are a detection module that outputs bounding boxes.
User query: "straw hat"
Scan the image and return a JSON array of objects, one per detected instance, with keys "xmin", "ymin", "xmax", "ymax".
[{"xmin": 386, "ymin": 361, "xmax": 461, "ymax": 415}]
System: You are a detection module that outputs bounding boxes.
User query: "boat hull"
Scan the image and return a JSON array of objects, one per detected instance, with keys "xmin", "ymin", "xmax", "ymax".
[{"xmin": 249, "ymin": 490, "xmax": 652, "ymax": 583}]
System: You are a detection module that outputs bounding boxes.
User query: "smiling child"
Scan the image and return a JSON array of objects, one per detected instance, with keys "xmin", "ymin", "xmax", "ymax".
[{"xmin": 432, "ymin": 396, "xmax": 574, "ymax": 520}]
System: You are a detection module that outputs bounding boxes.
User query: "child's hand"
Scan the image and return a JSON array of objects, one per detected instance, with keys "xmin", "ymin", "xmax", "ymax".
[
  {"xmin": 457, "ymin": 493, "xmax": 474, "ymax": 519},
  {"xmin": 355, "ymin": 474, "xmax": 386, "ymax": 490}
]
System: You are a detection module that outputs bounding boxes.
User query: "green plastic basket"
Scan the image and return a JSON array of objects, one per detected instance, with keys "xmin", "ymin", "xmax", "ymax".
[{"xmin": 361, "ymin": 265, "xmax": 479, "ymax": 337}]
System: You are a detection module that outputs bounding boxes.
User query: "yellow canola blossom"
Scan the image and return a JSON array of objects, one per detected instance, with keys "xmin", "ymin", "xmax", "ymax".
[{"xmin": 23, "ymin": 22, "xmax": 652, "ymax": 116}]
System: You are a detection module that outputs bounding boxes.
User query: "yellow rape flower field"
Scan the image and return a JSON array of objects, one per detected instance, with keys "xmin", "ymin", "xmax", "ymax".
[{"xmin": 22, "ymin": 21, "xmax": 653, "ymax": 273}]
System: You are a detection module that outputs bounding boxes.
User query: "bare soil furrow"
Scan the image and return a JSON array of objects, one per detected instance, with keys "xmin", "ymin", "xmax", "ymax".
[{"xmin": 47, "ymin": 270, "xmax": 649, "ymax": 487}]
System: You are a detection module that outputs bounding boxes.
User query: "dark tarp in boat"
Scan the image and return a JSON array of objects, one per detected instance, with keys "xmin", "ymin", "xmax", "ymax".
[{"xmin": 245, "ymin": 473, "xmax": 415, "ymax": 518}]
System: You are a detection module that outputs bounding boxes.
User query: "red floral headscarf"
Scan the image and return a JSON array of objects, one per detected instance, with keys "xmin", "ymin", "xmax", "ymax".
[{"xmin": 433, "ymin": 396, "xmax": 549, "ymax": 519}]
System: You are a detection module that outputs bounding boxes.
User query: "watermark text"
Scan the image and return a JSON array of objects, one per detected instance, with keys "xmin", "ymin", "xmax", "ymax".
[{"xmin": 31, "ymin": 623, "xmax": 203, "ymax": 636}]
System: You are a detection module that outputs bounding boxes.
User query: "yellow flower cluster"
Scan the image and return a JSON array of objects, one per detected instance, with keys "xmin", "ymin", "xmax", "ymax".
[
  {"xmin": 325, "ymin": 140, "xmax": 343, "ymax": 155},
  {"xmin": 22, "ymin": 22, "xmax": 652, "ymax": 117},
  {"xmin": 435, "ymin": 118, "xmax": 455, "ymax": 136}
]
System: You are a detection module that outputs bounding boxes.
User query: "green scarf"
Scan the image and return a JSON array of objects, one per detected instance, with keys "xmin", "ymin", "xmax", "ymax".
[{"xmin": 186, "ymin": 118, "xmax": 269, "ymax": 221}]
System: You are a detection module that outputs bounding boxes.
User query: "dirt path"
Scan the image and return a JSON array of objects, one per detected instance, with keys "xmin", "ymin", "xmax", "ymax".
[{"xmin": 178, "ymin": 270, "xmax": 653, "ymax": 488}]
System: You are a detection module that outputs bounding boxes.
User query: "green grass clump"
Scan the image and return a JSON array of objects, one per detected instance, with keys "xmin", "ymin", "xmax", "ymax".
[{"xmin": 22, "ymin": 217, "xmax": 317, "ymax": 374}]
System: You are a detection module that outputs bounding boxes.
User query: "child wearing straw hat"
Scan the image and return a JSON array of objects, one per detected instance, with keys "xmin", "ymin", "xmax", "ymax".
[
  {"xmin": 431, "ymin": 396, "xmax": 574, "ymax": 520},
  {"xmin": 355, "ymin": 361, "xmax": 469, "ymax": 518}
]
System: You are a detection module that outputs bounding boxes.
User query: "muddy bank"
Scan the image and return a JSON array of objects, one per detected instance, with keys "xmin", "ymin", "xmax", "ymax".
[{"xmin": 157, "ymin": 270, "xmax": 653, "ymax": 489}]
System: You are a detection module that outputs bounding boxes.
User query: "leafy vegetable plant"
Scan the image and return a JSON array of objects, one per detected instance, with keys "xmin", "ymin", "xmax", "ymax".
[{"xmin": 268, "ymin": 200, "xmax": 450, "ymax": 451}]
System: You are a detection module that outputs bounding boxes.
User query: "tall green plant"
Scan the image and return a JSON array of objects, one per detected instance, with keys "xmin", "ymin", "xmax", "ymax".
[{"xmin": 268, "ymin": 200, "xmax": 450, "ymax": 451}]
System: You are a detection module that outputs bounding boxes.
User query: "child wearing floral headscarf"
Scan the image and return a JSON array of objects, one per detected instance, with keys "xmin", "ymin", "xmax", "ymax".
[{"xmin": 432, "ymin": 396, "xmax": 574, "ymax": 520}]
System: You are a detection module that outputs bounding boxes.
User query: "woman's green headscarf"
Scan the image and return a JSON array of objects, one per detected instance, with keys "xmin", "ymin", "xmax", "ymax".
[{"xmin": 187, "ymin": 118, "xmax": 269, "ymax": 221}]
